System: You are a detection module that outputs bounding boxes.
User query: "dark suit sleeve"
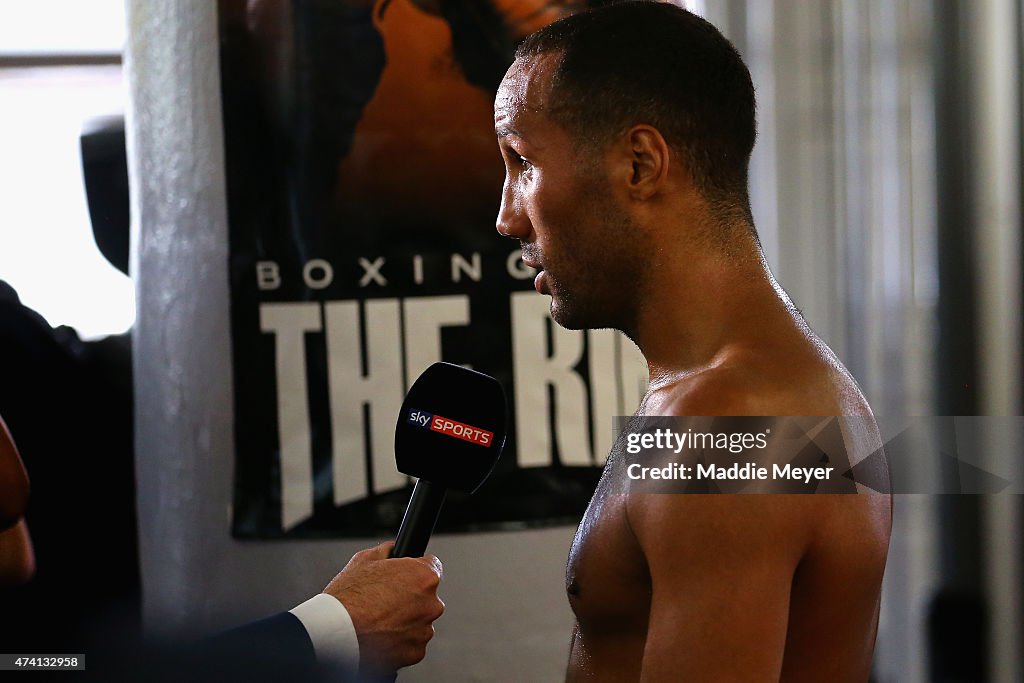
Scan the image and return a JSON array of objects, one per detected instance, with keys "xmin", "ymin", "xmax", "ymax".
[
  {"xmin": 83, "ymin": 612, "xmax": 348, "ymax": 683},
  {"xmin": 207, "ymin": 611, "xmax": 316, "ymax": 659},
  {"xmin": 180, "ymin": 612, "xmax": 342, "ymax": 682}
]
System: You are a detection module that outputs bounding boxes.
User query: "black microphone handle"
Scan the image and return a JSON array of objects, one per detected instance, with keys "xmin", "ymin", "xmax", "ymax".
[{"xmin": 390, "ymin": 479, "xmax": 447, "ymax": 558}]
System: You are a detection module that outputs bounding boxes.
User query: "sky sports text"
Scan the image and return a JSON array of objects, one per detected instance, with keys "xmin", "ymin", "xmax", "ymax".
[{"xmin": 408, "ymin": 409, "xmax": 494, "ymax": 447}]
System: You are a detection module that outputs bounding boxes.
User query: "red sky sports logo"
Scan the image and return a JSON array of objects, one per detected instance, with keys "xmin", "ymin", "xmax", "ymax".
[{"xmin": 407, "ymin": 409, "xmax": 493, "ymax": 447}]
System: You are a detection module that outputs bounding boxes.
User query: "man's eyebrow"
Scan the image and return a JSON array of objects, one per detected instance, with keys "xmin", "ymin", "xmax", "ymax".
[{"xmin": 495, "ymin": 125, "xmax": 522, "ymax": 139}]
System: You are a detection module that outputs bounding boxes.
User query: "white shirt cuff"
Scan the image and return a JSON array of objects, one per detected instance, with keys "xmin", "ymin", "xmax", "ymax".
[{"xmin": 290, "ymin": 593, "xmax": 360, "ymax": 676}]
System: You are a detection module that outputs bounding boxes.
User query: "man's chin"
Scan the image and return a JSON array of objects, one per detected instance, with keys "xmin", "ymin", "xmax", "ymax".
[{"xmin": 549, "ymin": 299, "xmax": 610, "ymax": 332}]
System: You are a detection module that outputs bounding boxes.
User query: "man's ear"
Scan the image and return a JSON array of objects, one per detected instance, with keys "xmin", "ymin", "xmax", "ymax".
[{"xmin": 625, "ymin": 125, "xmax": 670, "ymax": 200}]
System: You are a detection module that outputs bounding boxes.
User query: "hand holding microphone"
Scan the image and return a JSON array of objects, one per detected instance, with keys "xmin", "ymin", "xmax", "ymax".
[
  {"xmin": 361, "ymin": 363, "xmax": 506, "ymax": 680},
  {"xmin": 324, "ymin": 541, "xmax": 444, "ymax": 677}
]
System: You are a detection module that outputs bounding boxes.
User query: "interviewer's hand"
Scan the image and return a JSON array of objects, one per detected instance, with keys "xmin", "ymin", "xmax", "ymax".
[{"xmin": 323, "ymin": 541, "xmax": 444, "ymax": 677}]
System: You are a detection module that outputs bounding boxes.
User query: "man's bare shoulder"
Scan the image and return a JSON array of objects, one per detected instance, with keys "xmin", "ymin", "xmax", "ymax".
[
  {"xmin": 631, "ymin": 338, "xmax": 890, "ymax": 562},
  {"xmin": 649, "ymin": 339, "xmax": 871, "ymax": 418}
]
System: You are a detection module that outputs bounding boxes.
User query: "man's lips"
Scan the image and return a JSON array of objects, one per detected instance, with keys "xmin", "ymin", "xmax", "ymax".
[
  {"xmin": 521, "ymin": 257, "xmax": 541, "ymax": 270},
  {"xmin": 533, "ymin": 269, "xmax": 548, "ymax": 294},
  {"xmin": 520, "ymin": 257, "xmax": 547, "ymax": 294}
]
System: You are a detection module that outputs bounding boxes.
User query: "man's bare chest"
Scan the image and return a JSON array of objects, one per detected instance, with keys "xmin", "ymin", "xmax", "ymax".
[{"xmin": 565, "ymin": 455, "xmax": 651, "ymax": 633}]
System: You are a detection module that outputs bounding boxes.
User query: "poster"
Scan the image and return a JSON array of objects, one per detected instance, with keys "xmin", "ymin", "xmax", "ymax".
[{"xmin": 219, "ymin": 0, "xmax": 647, "ymax": 537}]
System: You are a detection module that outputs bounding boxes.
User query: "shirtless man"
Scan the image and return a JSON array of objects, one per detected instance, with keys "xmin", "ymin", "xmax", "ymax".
[{"xmin": 493, "ymin": 3, "xmax": 891, "ymax": 680}]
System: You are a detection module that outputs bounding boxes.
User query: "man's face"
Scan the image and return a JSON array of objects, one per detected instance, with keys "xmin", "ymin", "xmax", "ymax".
[{"xmin": 494, "ymin": 55, "xmax": 641, "ymax": 331}]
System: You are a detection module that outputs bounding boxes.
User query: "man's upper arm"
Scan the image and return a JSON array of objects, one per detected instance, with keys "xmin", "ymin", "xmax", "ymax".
[
  {"xmin": 0, "ymin": 417, "xmax": 29, "ymax": 528},
  {"xmin": 627, "ymin": 494, "xmax": 810, "ymax": 681}
]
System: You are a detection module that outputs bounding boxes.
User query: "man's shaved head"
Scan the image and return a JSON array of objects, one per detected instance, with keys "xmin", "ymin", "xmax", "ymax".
[{"xmin": 515, "ymin": 1, "xmax": 757, "ymax": 226}]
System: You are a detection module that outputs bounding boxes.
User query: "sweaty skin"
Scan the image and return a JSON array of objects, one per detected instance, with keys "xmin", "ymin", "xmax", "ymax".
[
  {"xmin": 496, "ymin": 56, "xmax": 891, "ymax": 682},
  {"xmin": 0, "ymin": 416, "xmax": 29, "ymax": 527},
  {"xmin": 0, "ymin": 416, "xmax": 34, "ymax": 585}
]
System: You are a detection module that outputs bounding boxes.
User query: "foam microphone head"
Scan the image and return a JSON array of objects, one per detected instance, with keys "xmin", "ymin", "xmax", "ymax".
[{"xmin": 395, "ymin": 362, "xmax": 507, "ymax": 493}]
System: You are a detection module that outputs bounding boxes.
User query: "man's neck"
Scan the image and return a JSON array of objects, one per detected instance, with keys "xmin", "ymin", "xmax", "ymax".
[{"xmin": 628, "ymin": 230, "xmax": 799, "ymax": 389}]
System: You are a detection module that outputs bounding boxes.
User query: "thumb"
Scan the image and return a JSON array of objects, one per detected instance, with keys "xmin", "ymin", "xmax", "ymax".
[
  {"xmin": 344, "ymin": 541, "xmax": 394, "ymax": 569},
  {"xmin": 364, "ymin": 540, "xmax": 395, "ymax": 561}
]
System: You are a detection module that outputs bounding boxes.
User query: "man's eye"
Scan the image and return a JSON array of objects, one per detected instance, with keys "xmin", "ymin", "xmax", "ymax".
[{"xmin": 517, "ymin": 155, "xmax": 533, "ymax": 171}]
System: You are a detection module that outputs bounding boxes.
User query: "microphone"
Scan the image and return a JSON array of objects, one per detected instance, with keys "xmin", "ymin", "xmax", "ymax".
[{"xmin": 389, "ymin": 362, "xmax": 507, "ymax": 558}]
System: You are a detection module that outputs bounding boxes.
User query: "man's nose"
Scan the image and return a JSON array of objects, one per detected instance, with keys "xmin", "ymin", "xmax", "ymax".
[{"xmin": 495, "ymin": 181, "xmax": 531, "ymax": 239}]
